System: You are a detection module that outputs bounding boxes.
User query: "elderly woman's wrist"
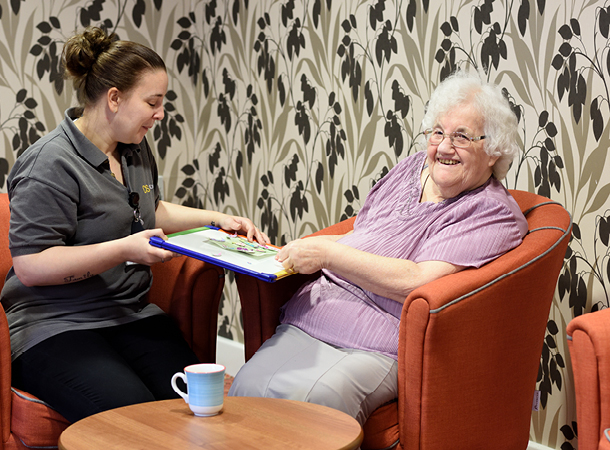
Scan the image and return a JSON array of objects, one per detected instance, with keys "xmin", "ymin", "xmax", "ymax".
[{"xmin": 321, "ymin": 244, "xmax": 334, "ymax": 271}]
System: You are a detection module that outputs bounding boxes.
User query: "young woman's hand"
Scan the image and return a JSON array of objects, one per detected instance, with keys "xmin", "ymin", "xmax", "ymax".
[
  {"xmin": 124, "ymin": 228, "xmax": 180, "ymax": 266},
  {"xmin": 217, "ymin": 215, "xmax": 270, "ymax": 244}
]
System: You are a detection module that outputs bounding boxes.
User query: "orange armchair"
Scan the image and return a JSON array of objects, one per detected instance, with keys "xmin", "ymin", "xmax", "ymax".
[
  {"xmin": 236, "ymin": 190, "xmax": 571, "ymax": 450},
  {"xmin": 0, "ymin": 193, "xmax": 225, "ymax": 450},
  {"xmin": 567, "ymin": 307, "xmax": 610, "ymax": 450}
]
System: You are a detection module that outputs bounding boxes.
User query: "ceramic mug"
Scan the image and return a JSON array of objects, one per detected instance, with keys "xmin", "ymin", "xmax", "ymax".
[{"xmin": 171, "ymin": 363, "xmax": 225, "ymax": 416}]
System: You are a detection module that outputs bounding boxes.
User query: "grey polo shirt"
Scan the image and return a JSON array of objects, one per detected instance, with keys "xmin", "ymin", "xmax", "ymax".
[{"xmin": 1, "ymin": 108, "xmax": 164, "ymax": 360}]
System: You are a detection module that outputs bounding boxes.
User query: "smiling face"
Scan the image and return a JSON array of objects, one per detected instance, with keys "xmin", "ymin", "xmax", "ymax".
[
  {"xmin": 425, "ymin": 103, "xmax": 499, "ymax": 201},
  {"xmin": 112, "ymin": 69, "xmax": 168, "ymax": 144}
]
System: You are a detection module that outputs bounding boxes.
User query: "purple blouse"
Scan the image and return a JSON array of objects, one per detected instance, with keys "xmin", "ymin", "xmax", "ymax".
[{"xmin": 280, "ymin": 151, "xmax": 528, "ymax": 360}]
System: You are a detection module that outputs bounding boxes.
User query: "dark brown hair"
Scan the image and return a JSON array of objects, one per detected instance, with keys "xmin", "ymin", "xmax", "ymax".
[{"xmin": 62, "ymin": 27, "xmax": 166, "ymax": 106}]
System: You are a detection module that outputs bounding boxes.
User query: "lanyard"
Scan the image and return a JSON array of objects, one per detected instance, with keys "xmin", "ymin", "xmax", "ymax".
[
  {"xmin": 128, "ymin": 191, "xmax": 144, "ymax": 234},
  {"xmin": 112, "ymin": 151, "xmax": 144, "ymax": 234}
]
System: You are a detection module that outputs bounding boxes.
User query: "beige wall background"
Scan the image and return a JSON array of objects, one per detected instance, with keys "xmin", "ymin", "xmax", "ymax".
[{"xmin": 1, "ymin": 0, "xmax": 608, "ymax": 448}]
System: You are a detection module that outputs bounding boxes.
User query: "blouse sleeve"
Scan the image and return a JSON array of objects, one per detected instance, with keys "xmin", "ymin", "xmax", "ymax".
[{"xmin": 414, "ymin": 195, "xmax": 526, "ymax": 268}]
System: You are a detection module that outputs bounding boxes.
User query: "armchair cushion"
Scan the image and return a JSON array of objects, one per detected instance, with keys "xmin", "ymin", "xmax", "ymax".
[
  {"xmin": 360, "ymin": 401, "xmax": 399, "ymax": 449},
  {"xmin": 10, "ymin": 388, "xmax": 69, "ymax": 449}
]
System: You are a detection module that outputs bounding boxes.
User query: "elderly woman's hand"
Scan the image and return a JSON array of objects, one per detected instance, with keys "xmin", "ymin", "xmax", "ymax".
[{"xmin": 276, "ymin": 237, "xmax": 332, "ymax": 274}]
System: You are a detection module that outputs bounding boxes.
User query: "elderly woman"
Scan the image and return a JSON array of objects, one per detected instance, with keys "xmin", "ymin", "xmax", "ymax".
[{"xmin": 228, "ymin": 71, "xmax": 528, "ymax": 426}]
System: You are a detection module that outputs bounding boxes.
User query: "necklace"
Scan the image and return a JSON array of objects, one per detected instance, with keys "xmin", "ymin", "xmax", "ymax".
[{"xmin": 422, "ymin": 173, "xmax": 430, "ymax": 190}]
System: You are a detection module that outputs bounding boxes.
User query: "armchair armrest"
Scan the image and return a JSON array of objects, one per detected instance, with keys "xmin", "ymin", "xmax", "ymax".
[
  {"xmin": 397, "ymin": 267, "xmax": 556, "ymax": 449},
  {"xmin": 236, "ymin": 216, "xmax": 356, "ymax": 361},
  {"xmin": 567, "ymin": 308, "xmax": 610, "ymax": 450},
  {"xmin": 149, "ymin": 256, "xmax": 225, "ymax": 363},
  {"xmin": 236, "ymin": 273, "xmax": 317, "ymax": 361}
]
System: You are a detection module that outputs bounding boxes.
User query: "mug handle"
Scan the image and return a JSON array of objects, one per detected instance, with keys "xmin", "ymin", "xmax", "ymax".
[{"xmin": 171, "ymin": 372, "xmax": 189, "ymax": 403}]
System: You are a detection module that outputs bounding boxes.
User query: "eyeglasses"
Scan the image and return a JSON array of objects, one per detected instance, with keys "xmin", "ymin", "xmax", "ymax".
[{"xmin": 423, "ymin": 128, "xmax": 486, "ymax": 148}]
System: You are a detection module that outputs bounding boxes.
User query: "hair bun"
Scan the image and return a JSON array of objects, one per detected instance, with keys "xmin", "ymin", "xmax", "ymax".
[
  {"xmin": 63, "ymin": 26, "xmax": 164, "ymax": 106},
  {"xmin": 63, "ymin": 27, "xmax": 116, "ymax": 78}
]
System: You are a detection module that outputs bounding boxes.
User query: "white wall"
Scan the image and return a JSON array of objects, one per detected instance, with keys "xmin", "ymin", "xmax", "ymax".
[{"xmin": 216, "ymin": 336, "xmax": 245, "ymax": 377}]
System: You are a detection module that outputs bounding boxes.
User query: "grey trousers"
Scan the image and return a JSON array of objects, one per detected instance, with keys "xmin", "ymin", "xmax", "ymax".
[{"xmin": 228, "ymin": 323, "xmax": 398, "ymax": 425}]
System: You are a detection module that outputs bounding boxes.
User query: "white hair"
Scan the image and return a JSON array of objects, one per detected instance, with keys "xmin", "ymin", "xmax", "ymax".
[{"xmin": 421, "ymin": 70, "xmax": 519, "ymax": 180}]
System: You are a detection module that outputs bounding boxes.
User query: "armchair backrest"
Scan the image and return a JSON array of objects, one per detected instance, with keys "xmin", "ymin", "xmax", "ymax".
[{"xmin": 398, "ymin": 190, "xmax": 572, "ymax": 450}]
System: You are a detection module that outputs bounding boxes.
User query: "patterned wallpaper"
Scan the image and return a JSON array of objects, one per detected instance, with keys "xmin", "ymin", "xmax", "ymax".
[{"xmin": 1, "ymin": 0, "xmax": 608, "ymax": 447}]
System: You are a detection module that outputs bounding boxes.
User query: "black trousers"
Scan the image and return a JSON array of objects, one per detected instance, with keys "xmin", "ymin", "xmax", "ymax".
[{"xmin": 12, "ymin": 314, "xmax": 200, "ymax": 423}]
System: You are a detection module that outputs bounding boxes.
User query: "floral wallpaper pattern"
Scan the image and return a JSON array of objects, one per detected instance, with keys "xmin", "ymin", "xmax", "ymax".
[{"xmin": 0, "ymin": 0, "xmax": 608, "ymax": 447}]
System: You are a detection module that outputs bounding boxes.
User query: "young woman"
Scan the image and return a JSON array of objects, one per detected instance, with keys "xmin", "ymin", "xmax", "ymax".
[{"xmin": 1, "ymin": 27, "xmax": 268, "ymax": 423}]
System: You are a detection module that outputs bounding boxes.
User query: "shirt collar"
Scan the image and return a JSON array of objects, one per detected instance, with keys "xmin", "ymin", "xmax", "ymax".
[{"xmin": 61, "ymin": 107, "xmax": 141, "ymax": 169}]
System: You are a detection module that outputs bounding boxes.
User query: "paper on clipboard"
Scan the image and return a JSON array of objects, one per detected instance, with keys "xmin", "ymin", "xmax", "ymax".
[{"xmin": 149, "ymin": 226, "xmax": 293, "ymax": 282}]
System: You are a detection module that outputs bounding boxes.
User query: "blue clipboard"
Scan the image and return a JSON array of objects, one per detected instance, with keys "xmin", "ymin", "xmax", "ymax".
[{"xmin": 149, "ymin": 227, "xmax": 293, "ymax": 283}]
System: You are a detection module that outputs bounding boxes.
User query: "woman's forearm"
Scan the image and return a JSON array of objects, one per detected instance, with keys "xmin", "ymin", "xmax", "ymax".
[
  {"xmin": 12, "ymin": 228, "xmax": 176, "ymax": 287},
  {"xmin": 326, "ymin": 245, "xmax": 463, "ymax": 302},
  {"xmin": 279, "ymin": 237, "xmax": 462, "ymax": 303},
  {"xmin": 155, "ymin": 201, "xmax": 223, "ymax": 235},
  {"xmin": 155, "ymin": 200, "xmax": 269, "ymax": 244},
  {"xmin": 13, "ymin": 239, "xmax": 130, "ymax": 286},
  {"xmin": 324, "ymin": 244, "xmax": 426, "ymax": 302}
]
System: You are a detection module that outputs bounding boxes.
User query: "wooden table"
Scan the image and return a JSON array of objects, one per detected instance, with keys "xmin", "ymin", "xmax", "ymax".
[{"xmin": 58, "ymin": 396, "xmax": 363, "ymax": 449}]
